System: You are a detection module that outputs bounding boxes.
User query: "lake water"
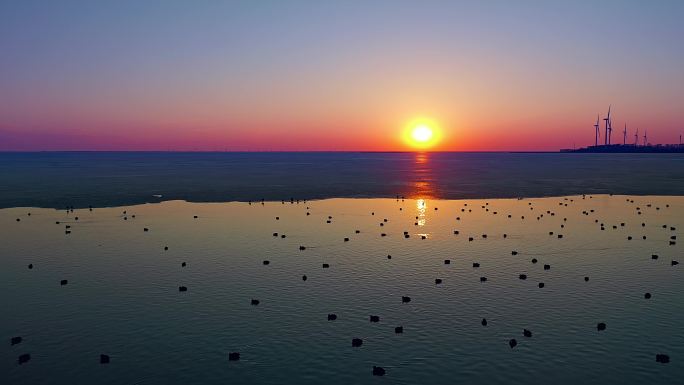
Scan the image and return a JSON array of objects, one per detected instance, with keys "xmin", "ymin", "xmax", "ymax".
[
  {"xmin": 1, "ymin": 195, "xmax": 682, "ymax": 384},
  {"xmin": 1, "ymin": 152, "xmax": 684, "ymax": 208}
]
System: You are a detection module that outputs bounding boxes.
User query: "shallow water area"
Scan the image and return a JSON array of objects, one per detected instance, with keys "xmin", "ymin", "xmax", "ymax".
[{"xmin": 1, "ymin": 195, "xmax": 682, "ymax": 384}]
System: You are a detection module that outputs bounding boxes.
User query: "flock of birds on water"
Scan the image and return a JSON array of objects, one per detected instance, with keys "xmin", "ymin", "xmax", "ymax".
[{"xmin": 7, "ymin": 193, "xmax": 680, "ymax": 376}]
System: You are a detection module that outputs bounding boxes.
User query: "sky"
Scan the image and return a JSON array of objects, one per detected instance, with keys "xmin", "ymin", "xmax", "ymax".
[{"xmin": 1, "ymin": 0, "xmax": 683, "ymax": 151}]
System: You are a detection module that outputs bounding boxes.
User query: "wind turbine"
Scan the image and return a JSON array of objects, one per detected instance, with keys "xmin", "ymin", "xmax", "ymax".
[
  {"xmin": 623, "ymin": 123, "xmax": 627, "ymax": 145},
  {"xmin": 594, "ymin": 115, "xmax": 600, "ymax": 146},
  {"xmin": 634, "ymin": 128, "xmax": 639, "ymax": 146},
  {"xmin": 603, "ymin": 105, "xmax": 611, "ymax": 145},
  {"xmin": 608, "ymin": 116, "xmax": 613, "ymax": 145},
  {"xmin": 643, "ymin": 129, "xmax": 648, "ymax": 146}
]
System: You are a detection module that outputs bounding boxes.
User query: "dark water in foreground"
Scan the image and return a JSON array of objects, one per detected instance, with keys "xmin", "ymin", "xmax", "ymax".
[
  {"xmin": 1, "ymin": 152, "xmax": 683, "ymax": 208},
  {"xmin": 1, "ymin": 196, "xmax": 682, "ymax": 384}
]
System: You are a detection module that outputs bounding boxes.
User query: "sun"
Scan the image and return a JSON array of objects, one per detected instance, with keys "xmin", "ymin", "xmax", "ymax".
[
  {"xmin": 412, "ymin": 125, "xmax": 433, "ymax": 143},
  {"xmin": 403, "ymin": 119, "xmax": 441, "ymax": 149}
]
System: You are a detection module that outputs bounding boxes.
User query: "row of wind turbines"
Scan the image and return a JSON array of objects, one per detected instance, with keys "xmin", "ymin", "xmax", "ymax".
[{"xmin": 593, "ymin": 106, "xmax": 648, "ymax": 147}]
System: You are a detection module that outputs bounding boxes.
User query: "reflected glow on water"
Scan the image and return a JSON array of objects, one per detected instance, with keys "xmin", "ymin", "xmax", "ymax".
[
  {"xmin": 416, "ymin": 198, "xmax": 427, "ymax": 227},
  {"xmin": 413, "ymin": 152, "xmax": 432, "ymax": 236},
  {"xmin": 411, "ymin": 152, "xmax": 436, "ymax": 199}
]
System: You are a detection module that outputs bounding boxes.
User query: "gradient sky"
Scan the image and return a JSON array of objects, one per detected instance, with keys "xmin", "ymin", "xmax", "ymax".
[{"xmin": 1, "ymin": 0, "xmax": 683, "ymax": 151}]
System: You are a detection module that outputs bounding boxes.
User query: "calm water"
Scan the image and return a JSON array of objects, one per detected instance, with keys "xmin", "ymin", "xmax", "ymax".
[
  {"xmin": 1, "ymin": 152, "xmax": 684, "ymax": 208},
  {"xmin": 1, "ymin": 195, "xmax": 682, "ymax": 384}
]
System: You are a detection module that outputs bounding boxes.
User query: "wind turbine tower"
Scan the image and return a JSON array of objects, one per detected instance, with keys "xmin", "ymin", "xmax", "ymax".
[
  {"xmin": 608, "ymin": 117, "xmax": 613, "ymax": 145},
  {"xmin": 643, "ymin": 129, "xmax": 648, "ymax": 146},
  {"xmin": 603, "ymin": 106, "xmax": 611, "ymax": 145},
  {"xmin": 623, "ymin": 123, "xmax": 627, "ymax": 145},
  {"xmin": 634, "ymin": 128, "xmax": 639, "ymax": 146},
  {"xmin": 594, "ymin": 115, "xmax": 600, "ymax": 146}
]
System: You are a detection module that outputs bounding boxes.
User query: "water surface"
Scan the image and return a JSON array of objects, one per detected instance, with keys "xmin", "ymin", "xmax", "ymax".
[
  {"xmin": 1, "ymin": 195, "xmax": 682, "ymax": 384},
  {"xmin": 1, "ymin": 152, "xmax": 683, "ymax": 208}
]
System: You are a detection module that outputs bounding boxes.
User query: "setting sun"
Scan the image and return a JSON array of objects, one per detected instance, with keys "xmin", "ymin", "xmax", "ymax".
[
  {"xmin": 404, "ymin": 119, "xmax": 442, "ymax": 150},
  {"xmin": 412, "ymin": 125, "xmax": 433, "ymax": 143}
]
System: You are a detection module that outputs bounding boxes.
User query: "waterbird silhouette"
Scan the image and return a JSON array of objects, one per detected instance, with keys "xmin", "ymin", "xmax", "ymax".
[
  {"xmin": 656, "ymin": 354, "xmax": 670, "ymax": 364},
  {"xmin": 372, "ymin": 366, "xmax": 386, "ymax": 376}
]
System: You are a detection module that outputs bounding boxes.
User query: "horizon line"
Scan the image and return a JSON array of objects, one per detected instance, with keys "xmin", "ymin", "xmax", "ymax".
[{"xmin": 0, "ymin": 150, "xmax": 566, "ymax": 154}]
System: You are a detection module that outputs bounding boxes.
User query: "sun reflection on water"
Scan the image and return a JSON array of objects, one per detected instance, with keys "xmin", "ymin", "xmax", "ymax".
[
  {"xmin": 416, "ymin": 198, "xmax": 427, "ymax": 226},
  {"xmin": 411, "ymin": 152, "xmax": 436, "ymax": 199},
  {"xmin": 413, "ymin": 152, "xmax": 434, "ymax": 236}
]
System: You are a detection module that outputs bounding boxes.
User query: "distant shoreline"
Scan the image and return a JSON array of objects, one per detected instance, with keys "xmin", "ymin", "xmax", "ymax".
[
  {"xmin": 3, "ymin": 193, "xmax": 684, "ymax": 212},
  {"xmin": 561, "ymin": 144, "xmax": 684, "ymax": 153}
]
